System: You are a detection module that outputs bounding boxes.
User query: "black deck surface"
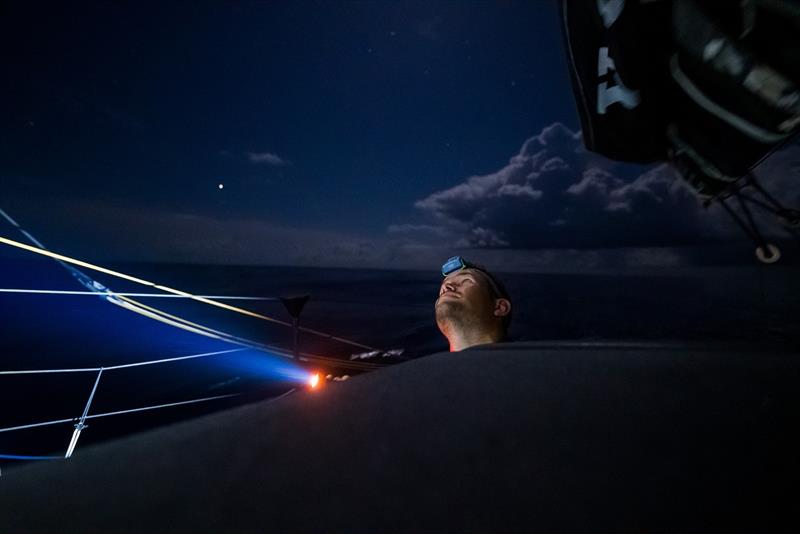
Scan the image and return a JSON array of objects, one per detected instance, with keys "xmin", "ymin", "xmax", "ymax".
[{"xmin": 1, "ymin": 342, "xmax": 799, "ymax": 532}]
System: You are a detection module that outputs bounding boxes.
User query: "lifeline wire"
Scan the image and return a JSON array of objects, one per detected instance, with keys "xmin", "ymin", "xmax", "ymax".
[{"xmin": 0, "ymin": 394, "xmax": 240, "ymax": 434}]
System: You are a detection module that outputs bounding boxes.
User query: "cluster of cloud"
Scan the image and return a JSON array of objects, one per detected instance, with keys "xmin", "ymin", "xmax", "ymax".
[
  {"xmin": 401, "ymin": 122, "xmax": 799, "ymax": 252},
  {"xmin": 248, "ymin": 152, "xmax": 290, "ymax": 167},
  {"xmin": 408, "ymin": 123, "xmax": 709, "ymax": 249}
]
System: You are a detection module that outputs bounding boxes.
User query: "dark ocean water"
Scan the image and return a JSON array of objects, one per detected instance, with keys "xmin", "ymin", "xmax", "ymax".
[{"xmin": 1, "ymin": 256, "xmax": 799, "ymax": 466}]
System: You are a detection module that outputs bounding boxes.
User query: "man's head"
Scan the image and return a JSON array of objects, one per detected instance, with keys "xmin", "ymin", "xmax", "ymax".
[{"xmin": 435, "ymin": 257, "xmax": 512, "ymax": 351}]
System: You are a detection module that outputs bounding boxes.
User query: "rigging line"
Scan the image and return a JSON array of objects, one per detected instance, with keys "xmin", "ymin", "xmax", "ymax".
[
  {"xmin": 0, "ymin": 214, "xmax": 294, "ymax": 359},
  {"xmin": 114, "ymin": 294, "xmax": 290, "ymax": 356},
  {"xmin": 0, "ymin": 348, "xmax": 245, "ymax": 375},
  {"xmin": 0, "ymin": 394, "xmax": 240, "ymax": 435},
  {"xmin": 0, "ymin": 209, "xmax": 109, "ymax": 295},
  {"xmin": 0, "ymin": 288, "xmax": 278, "ymax": 300},
  {"xmin": 0, "ymin": 234, "xmax": 378, "ymax": 351},
  {"xmin": 0, "ymin": 208, "xmax": 47, "ymax": 249},
  {"xmin": 115, "ymin": 297, "xmax": 265, "ymax": 347},
  {"xmin": 0, "ymin": 234, "xmax": 291, "ymax": 324},
  {"xmin": 110, "ymin": 296, "xmax": 283, "ymax": 353}
]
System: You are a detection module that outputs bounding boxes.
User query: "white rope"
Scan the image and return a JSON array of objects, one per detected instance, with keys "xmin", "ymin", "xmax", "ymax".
[
  {"xmin": 0, "ymin": 288, "xmax": 277, "ymax": 300},
  {"xmin": 0, "ymin": 348, "xmax": 244, "ymax": 375}
]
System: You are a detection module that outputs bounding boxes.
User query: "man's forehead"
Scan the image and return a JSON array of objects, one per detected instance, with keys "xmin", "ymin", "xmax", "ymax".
[{"xmin": 443, "ymin": 268, "xmax": 482, "ymax": 283}]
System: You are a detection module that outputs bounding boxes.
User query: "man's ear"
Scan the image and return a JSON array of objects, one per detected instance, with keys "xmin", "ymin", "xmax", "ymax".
[{"xmin": 494, "ymin": 298, "xmax": 511, "ymax": 318}]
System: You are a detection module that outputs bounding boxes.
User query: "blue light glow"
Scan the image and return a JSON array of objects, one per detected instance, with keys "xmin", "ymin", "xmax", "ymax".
[{"xmin": 220, "ymin": 349, "xmax": 313, "ymax": 384}]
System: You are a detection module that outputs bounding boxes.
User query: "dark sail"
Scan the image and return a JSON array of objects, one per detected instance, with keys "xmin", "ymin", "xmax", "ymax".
[{"xmin": 560, "ymin": 0, "xmax": 800, "ymax": 179}]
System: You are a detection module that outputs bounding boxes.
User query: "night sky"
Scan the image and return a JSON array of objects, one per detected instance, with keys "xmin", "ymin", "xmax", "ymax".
[{"xmin": 2, "ymin": 1, "xmax": 799, "ymax": 270}]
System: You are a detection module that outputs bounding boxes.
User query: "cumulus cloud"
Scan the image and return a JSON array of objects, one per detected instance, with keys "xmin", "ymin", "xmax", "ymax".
[
  {"xmin": 456, "ymin": 227, "xmax": 509, "ymax": 248},
  {"xmin": 248, "ymin": 152, "xmax": 290, "ymax": 167},
  {"xmin": 410, "ymin": 122, "xmax": 800, "ymax": 249}
]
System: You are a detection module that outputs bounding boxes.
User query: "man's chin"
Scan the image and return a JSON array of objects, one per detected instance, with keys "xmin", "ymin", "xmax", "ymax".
[
  {"xmin": 435, "ymin": 299, "xmax": 466, "ymax": 323},
  {"xmin": 436, "ymin": 298, "xmax": 462, "ymax": 310}
]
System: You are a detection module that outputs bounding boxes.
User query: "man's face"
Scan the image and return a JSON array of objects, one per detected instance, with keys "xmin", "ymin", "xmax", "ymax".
[{"xmin": 435, "ymin": 268, "xmax": 498, "ymax": 328}]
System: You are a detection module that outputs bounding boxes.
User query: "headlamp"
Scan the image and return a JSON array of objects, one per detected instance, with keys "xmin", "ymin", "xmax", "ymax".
[{"xmin": 441, "ymin": 256, "xmax": 468, "ymax": 277}]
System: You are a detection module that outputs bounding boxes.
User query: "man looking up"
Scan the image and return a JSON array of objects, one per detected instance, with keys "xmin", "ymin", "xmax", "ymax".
[{"xmin": 435, "ymin": 256, "xmax": 512, "ymax": 352}]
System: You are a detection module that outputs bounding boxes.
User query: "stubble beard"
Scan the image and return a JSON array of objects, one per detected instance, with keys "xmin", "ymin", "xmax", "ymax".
[{"xmin": 435, "ymin": 299, "xmax": 473, "ymax": 335}]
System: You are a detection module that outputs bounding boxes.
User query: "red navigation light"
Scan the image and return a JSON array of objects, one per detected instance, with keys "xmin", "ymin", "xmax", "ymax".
[{"xmin": 308, "ymin": 372, "xmax": 321, "ymax": 390}]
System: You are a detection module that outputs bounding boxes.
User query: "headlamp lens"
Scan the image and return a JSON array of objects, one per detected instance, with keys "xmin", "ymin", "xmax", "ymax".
[{"xmin": 441, "ymin": 256, "xmax": 467, "ymax": 276}]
